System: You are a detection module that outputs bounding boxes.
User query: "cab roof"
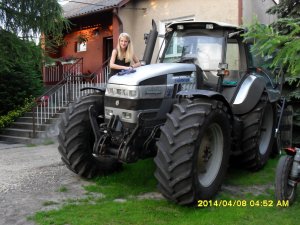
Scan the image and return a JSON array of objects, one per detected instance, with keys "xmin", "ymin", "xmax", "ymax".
[{"xmin": 167, "ymin": 21, "xmax": 243, "ymax": 32}]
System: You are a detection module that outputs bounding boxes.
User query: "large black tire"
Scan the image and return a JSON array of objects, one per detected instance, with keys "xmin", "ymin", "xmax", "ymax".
[
  {"xmin": 237, "ymin": 96, "xmax": 276, "ymax": 171},
  {"xmin": 275, "ymin": 155, "xmax": 297, "ymax": 204},
  {"xmin": 58, "ymin": 93, "xmax": 122, "ymax": 178},
  {"xmin": 154, "ymin": 98, "xmax": 231, "ymax": 205}
]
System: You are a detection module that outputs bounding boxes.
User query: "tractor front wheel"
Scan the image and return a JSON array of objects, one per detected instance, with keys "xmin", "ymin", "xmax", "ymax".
[{"xmin": 58, "ymin": 93, "xmax": 122, "ymax": 178}]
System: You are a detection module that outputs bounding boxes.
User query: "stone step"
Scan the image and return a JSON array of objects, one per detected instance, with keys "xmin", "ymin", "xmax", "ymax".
[
  {"xmin": 0, "ymin": 100, "xmax": 70, "ymax": 144},
  {"xmin": 0, "ymin": 128, "xmax": 44, "ymax": 138},
  {"xmin": 15, "ymin": 117, "xmax": 34, "ymax": 123},
  {"xmin": 16, "ymin": 117, "xmax": 59, "ymax": 124},
  {"xmin": 0, "ymin": 134, "xmax": 37, "ymax": 144},
  {"xmin": 0, "ymin": 134, "xmax": 53, "ymax": 145},
  {"xmin": 23, "ymin": 111, "xmax": 65, "ymax": 118},
  {"xmin": 9, "ymin": 122, "xmax": 47, "ymax": 131}
]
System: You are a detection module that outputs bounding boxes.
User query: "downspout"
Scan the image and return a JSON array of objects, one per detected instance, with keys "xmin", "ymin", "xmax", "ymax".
[
  {"xmin": 112, "ymin": 8, "xmax": 123, "ymax": 48},
  {"xmin": 238, "ymin": 0, "xmax": 243, "ymax": 26}
]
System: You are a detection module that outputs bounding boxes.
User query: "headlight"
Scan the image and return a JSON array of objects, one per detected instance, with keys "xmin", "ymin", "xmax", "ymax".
[
  {"xmin": 105, "ymin": 84, "xmax": 138, "ymax": 98},
  {"xmin": 105, "ymin": 108, "xmax": 113, "ymax": 116},
  {"xmin": 129, "ymin": 90, "xmax": 137, "ymax": 97},
  {"xmin": 106, "ymin": 87, "xmax": 114, "ymax": 95},
  {"xmin": 122, "ymin": 112, "xmax": 132, "ymax": 119}
]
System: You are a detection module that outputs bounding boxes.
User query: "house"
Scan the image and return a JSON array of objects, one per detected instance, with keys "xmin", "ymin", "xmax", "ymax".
[{"xmin": 43, "ymin": 0, "xmax": 278, "ymax": 85}]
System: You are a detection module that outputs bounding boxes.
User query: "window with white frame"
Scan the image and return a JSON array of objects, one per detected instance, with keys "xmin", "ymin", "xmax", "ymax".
[{"xmin": 76, "ymin": 42, "xmax": 87, "ymax": 52}]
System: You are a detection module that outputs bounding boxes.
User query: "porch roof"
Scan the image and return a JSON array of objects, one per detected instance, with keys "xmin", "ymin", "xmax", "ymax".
[{"xmin": 62, "ymin": 0, "xmax": 130, "ymax": 19}]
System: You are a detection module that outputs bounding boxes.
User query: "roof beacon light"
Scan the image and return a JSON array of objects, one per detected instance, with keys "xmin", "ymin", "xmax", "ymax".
[{"xmin": 206, "ymin": 24, "xmax": 214, "ymax": 29}]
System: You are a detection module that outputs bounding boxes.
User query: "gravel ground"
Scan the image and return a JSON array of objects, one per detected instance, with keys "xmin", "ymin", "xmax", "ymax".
[{"xmin": 0, "ymin": 141, "xmax": 92, "ymax": 225}]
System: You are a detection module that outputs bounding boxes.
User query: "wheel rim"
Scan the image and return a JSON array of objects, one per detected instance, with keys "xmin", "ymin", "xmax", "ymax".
[
  {"xmin": 197, "ymin": 123, "xmax": 223, "ymax": 187},
  {"xmin": 286, "ymin": 179, "xmax": 296, "ymax": 200},
  {"xmin": 259, "ymin": 104, "xmax": 273, "ymax": 155},
  {"xmin": 286, "ymin": 159, "xmax": 296, "ymax": 200}
]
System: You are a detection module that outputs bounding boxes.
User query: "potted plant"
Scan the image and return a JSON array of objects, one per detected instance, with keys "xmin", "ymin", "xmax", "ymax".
[
  {"xmin": 76, "ymin": 33, "xmax": 89, "ymax": 44},
  {"xmin": 60, "ymin": 55, "xmax": 77, "ymax": 65}
]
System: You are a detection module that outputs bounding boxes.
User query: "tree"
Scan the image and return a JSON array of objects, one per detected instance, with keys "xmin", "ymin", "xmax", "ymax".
[
  {"xmin": 267, "ymin": 0, "xmax": 300, "ymax": 19},
  {"xmin": 0, "ymin": 0, "xmax": 70, "ymax": 115},
  {"xmin": 243, "ymin": 0, "xmax": 300, "ymax": 144},
  {"xmin": 0, "ymin": 30, "xmax": 43, "ymax": 115},
  {"xmin": 0, "ymin": 0, "xmax": 69, "ymax": 40},
  {"xmin": 244, "ymin": 19, "xmax": 300, "ymax": 80}
]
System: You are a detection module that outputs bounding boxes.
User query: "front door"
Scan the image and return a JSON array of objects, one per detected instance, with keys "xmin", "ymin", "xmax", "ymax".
[{"xmin": 104, "ymin": 36, "xmax": 113, "ymax": 62}]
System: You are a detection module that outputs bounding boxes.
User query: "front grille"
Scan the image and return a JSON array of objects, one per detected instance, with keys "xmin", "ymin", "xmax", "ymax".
[{"xmin": 105, "ymin": 97, "xmax": 163, "ymax": 110}]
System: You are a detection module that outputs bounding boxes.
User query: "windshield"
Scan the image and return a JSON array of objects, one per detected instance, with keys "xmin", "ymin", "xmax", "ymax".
[{"xmin": 161, "ymin": 30, "xmax": 224, "ymax": 71}]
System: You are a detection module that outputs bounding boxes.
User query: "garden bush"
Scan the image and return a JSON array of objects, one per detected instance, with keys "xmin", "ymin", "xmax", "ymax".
[{"xmin": 0, "ymin": 30, "xmax": 44, "ymax": 115}]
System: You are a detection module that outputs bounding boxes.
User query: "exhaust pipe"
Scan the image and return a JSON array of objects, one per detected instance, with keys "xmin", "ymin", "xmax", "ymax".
[{"xmin": 142, "ymin": 20, "xmax": 158, "ymax": 65}]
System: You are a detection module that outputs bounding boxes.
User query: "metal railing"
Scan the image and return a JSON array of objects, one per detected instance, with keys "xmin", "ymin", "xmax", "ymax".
[
  {"xmin": 32, "ymin": 58, "xmax": 110, "ymax": 137},
  {"xmin": 93, "ymin": 58, "xmax": 110, "ymax": 84}
]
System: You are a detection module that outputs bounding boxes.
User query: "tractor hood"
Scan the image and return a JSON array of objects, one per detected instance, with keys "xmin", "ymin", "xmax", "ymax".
[{"xmin": 108, "ymin": 63, "xmax": 196, "ymax": 86}]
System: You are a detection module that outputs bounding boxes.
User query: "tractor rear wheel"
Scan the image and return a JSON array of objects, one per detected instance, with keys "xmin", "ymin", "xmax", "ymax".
[
  {"xmin": 154, "ymin": 98, "xmax": 231, "ymax": 205},
  {"xmin": 58, "ymin": 93, "xmax": 122, "ymax": 178},
  {"xmin": 238, "ymin": 95, "xmax": 276, "ymax": 170}
]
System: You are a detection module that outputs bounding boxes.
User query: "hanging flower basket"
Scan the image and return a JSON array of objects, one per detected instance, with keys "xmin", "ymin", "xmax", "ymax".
[
  {"xmin": 45, "ymin": 62, "xmax": 56, "ymax": 67},
  {"xmin": 60, "ymin": 56, "xmax": 77, "ymax": 65}
]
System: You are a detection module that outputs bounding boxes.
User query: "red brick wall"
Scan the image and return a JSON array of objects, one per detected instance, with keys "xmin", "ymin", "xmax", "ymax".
[{"xmin": 61, "ymin": 28, "xmax": 113, "ymax": 74}]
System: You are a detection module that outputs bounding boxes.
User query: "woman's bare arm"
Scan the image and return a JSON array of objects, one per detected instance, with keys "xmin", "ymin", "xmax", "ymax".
[{"xmin": 131, "ymin": 55, "xmax": 141, "ymax": 68}]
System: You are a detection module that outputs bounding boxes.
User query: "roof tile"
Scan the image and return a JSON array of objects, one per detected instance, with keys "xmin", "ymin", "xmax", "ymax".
[{"xmin": 62, "ymin": 0, "xmax": 125, "ymax": 18}]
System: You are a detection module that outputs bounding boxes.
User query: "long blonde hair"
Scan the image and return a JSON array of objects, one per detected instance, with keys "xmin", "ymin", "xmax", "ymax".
[{"xmin": 116, "ymin": 33, "xmax": 134, "ymax": 64}]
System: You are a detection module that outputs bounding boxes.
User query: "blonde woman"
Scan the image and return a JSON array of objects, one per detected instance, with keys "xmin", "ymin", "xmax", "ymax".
[{"xmin": 109, "ymin": 33, "xmax": 141, "ymax": 76}]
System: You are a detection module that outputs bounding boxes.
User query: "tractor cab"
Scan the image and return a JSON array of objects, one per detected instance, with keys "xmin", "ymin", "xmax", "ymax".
[{"xmin": 158, "ymin": 21, "xmax": 281, "ymax": 105}]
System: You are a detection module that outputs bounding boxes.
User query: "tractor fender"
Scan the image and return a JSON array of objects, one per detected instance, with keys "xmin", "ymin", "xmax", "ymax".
[
  {"xmin": 231, "ymin": 74, "xmax": 265, "ymax": 115},
  {"xmin": 176, "ymin": 89, "xmax": 233, "ymax": 116},
  {"xmin": 80, "ymin": 87, "xmax": 105, "ymax": 94}
]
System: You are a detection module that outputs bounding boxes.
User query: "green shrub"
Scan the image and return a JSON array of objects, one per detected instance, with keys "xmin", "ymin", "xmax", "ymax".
[
  {"xmin": 0, "ymin": 30, "xmax": 44, "ymax": 115},
  {"xmin": 0, "ymin": 98, "xmax": 34, "ymax": 129}
]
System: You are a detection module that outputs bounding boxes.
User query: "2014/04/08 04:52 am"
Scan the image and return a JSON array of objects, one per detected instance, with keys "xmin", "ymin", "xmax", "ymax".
[{"xmin": 197, "ymin": 199, "xmax": 290, "ymax": 207}]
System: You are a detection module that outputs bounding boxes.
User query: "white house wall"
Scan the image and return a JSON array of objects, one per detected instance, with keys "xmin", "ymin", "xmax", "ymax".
[{"xmin": 242, "ymin": 0, "xmax": 277, "ymax": 25}]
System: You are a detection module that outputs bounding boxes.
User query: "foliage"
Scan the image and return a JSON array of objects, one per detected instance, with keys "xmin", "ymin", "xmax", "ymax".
[
  {"xmin": 243, "ymin": 19, "xmax": 300, "ymax": 77},
  {"xmin": 0, "ymin": 98, "xmax": 34, "ymax": 128},
  {"xmin": 0, "ymin": 0, "xmax": 70, "ymax": 115},
  {"xmin": 267, "ymin": 0, "xmax": 300, "ymax": 20},
  {"xmin": 243, "ymin": 0, "xmax": 300, "ymax": 144},
  {"xmin": 244, "ymin": 0, "xmax": 300, "ymax": 82},
  {"xmin": 76, "ymin": 33, "xmax": 89, "ymax": 44},
  {"xmin": 0, "ymin": 0, "xmax": 70, "ymax": 41},
  {"xmin": 0, "ymin": 0, "xmax": 70, "ymax": 60},
  {"xmin": 0, "ymin": 30, "xmax": 44, "ymax": 115}
]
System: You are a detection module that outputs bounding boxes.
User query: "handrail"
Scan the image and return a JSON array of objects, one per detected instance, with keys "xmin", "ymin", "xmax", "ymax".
[
  {"xmin": 31, "ymin": 58, "xmax": 110, "ymax": 138},
  {"xmin": 92, "ymin": 58, "xmax": 110, "ymax": 84},
  {"xmin": 40, "ymin": 58, "xmax": 83, "ymax": 98}
]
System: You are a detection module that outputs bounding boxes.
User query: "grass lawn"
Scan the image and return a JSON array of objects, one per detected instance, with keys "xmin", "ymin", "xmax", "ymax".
[{"xmin": 32, "ymin": 157, "xmax": 300, "ymax": 225}]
